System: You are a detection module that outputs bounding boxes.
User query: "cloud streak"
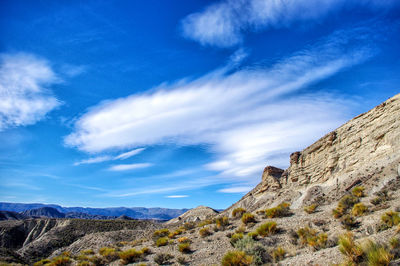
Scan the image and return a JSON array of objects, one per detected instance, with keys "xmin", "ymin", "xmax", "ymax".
[
  {"xmin": 181, "ymin": 0, "xmax": 398, "ymax": 47},
  {"xmin": 74, "ymin": 148, "xmax": 145, "ymax": 166},
  {"xmin": 66, "ymin": 28, "xmax": 375, "ymax": 183},
  {"xmin": 0, "ymin": 53, "xmax": 61, "ymax": 131},
  {"xmin": 108, "ymin": 163, "xmax": 152, "ymax": 171}
]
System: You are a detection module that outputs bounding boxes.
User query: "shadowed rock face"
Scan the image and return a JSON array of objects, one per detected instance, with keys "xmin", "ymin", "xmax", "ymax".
[{"xmin": 224, "ymin": 93, "xmax": 400, "ymax": 214}]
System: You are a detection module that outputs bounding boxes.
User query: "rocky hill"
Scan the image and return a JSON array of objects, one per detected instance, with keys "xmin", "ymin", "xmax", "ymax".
[
  {"xmin": 0, "ymin": 203, "xmax": 188, "ymax": 220},
  {"xmin": 21, "ymin": 207, "xmax": 65, "ymax": 219},
  {"xmin": 1, "ymin": 93, "xmax": 399, "ymax": 265}
]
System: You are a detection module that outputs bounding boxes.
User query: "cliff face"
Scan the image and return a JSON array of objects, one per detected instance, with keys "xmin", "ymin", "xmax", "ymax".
[{"xmin": 224, "ymin": 93, "xmax": 400, "ymax": 215}]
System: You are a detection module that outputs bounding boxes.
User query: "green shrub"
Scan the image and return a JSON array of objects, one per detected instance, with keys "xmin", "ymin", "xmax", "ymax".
[
  {"xmin": 199, "ymin": 227, "xmax": 212, "ymax": 237},
  {"xmin": 34, "ymin": 259, "xmax": 51, "ymax": 266},
  {"xmin": 341, "ymin": 214, "xmax": 359, "ymax": 230},
  {"xmin": 154, "ymin": 253, "xmax": 173, "ymax": 265},
  {"xmin": 156, "ymin": 237, "xmax": 169, "ymax": 247},
  {"xmin": 333, "ymin": 194, "xmax": 359, "ymax": 219},
  {"xmin": 77, "ymin": 262, "xmax": 91, "ymax": 266},
  {"xmin": 352, "ymin": 186, "xmax": 365, "ymax": 197},
  {"xmin": 271, "ymin": 246, "xmax": 286, "ymax": 262},
  {"xmin": 381, "ymin": 211, "xmax": 400, "ymax": 228},
  {"xmin": 232, "ymin": 207, "xmax": 247, "ymax": 218},
  {"xmin": 177, "ymin": 237, "xmax": 191, "ymax": 243},
  {"xmin": 168, "ymin": 229, "xmax": 184, "ymax": 238},
  {"xmin": 197, "ymin": 219, "xmax": 213, "ymax": 227},
  {"xmin": 99, "ymin": 247, "xmax": 119, "ymax": 262},
  {"xmin": 304, "ymin": 204, "xmax": 318, "ymax": 214},
  {"xmin": 215, "ymin": 216, "xmax": 229, "ymax": 230},
  {"xmin": 153, "ymin": 228, "xmax": 170, "ymax": 239},
  {"xmin": 256, "ymin": 221, "xmax": 277, "ymax": 237},
  {"xmin": 351, "ymin": 203, "xmax": 368, "ymax": 216},
  {"xmin": 241, "ymin": 213, "xmax": 256, "ymax": 224},
  {"xmin": 233, "ymin": 236, "xmax": 268, "ymax": 265},
  {"xmin": 48, "ymin": 256, "xmax": 71, "ymax": 266},
  {"xmin": 183, "ymin": 222, "xmax": 196, "ymax": 230},
  {"xmin": 265, "ymin": 202, "xmax": 291, "ymax": 218},
  {"xmin": 389, "ymin": 237, "xmax": 400, "ymax": 249},
  {"xmin": 80, "ymin": 249, "xmax": 95, "ymax": 255},
  {"xmin": 178, "ymin": 242, "xmax": 191, "ymax": 253},
  {"xmin": 296, "ymin": 227, "xmax": 327, "ymax": 250},
  {"xmin": 221, "ymin": 250, "xmax": 253, "ymax": 266},
  {"xmin": 338, "ymin": 232, "xmax": 363, "ymax": 263},
  {"xmin": 247, "ymin": 231, "xmax": 258, "ymax": 240},
  {"xmin": 230, "ymin": 233, "xmax": 244, "ymax": 246},
  {"xmin": 363, "ymin": 240, "xmax": 393, "ymax": 266},
  {"xmin": 119, "ymin": 248, "xmax": 143, "ymax": 264}
]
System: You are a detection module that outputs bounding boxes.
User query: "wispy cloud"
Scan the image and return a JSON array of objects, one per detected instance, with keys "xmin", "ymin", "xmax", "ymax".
[
  {"xmin": 166, "ymin": 195, "xmax": 189, "ymax": 198},
  {"xmin": 218, "ymin": 186, "xmax": 253, "ymax": 193},
  {"xmin": 108, "ymin": 163, "xmax": 152, "ymax": 171},
  {"xmin": 74, "ymin": 148, "xmax": 145, "ymax": 166},
  {"xmin": 74, "ymin": 156, "xmax": 112, "ymax": 166},
  {"xmin": 181, "ymin": 0, "xmax": 398, "ymax": 47},
  {"xmin": 0, "ymin": 53, "xmax": 61, "ymax": 131},
  {"xmin": 66, "ymin": 28, "xmax": 375, "ymax": 183}
]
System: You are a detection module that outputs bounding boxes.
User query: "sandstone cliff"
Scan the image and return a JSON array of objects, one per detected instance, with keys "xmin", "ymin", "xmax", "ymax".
[{"xmin": 224, "ymin": 93, "xmax": 400, "ymax": 215}]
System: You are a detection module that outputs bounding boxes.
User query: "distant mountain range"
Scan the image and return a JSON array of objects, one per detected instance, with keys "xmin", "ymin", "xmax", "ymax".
[{"xmin": 0, "ymin": 202, "xmax": 189, "ymax": 220}]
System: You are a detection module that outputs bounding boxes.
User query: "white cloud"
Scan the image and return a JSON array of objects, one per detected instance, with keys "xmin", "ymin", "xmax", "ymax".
[
  {"xmin": 114, "ymin": 148, "xmax": 145, "ymax": 160},
  {"xmin": 181, "ymin": 0, "xmax": 398, "ymax": 47},
  {"xmin": 74, "ymin": 148, "xmax": 145, "ymax": 165},
  {"xmin": 0, "ymin": 53, "xmax": 61, "ymax": 131},
  {"xmin": 108, "ymin": 163, "xmax": 152, "ymax": 171},
  {"xmin": 66, "ymin": 29, "xmax": 373, "ymax": 182},
  {"xmin": 74, "ymin": 156, "xmax": 112, "ymax": 166},
  {"xmin": 218, "ymin": 186, "xmax": 253, "ymax": 193},
  {"xmin": 166, "ymin": 195, "xmax": 189, "ymax": 198}
]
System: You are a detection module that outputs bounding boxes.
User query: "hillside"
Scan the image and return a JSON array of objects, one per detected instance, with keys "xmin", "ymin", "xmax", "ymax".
[
  {"xmin": 0, "ymin": 93, "xmax": 399, "ymax": 265},
  {"xmin": 0, "ymin": 203, "xmax": 188, "ymax": 220}
]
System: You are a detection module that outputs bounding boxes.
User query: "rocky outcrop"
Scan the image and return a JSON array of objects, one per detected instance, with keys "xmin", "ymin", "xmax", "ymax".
[
  {"xmin": 22, "ymin": 207, "xmax": 65, "ymax": 219},
  {"xmin": 166, "ymin": 206, "xmax": 219, "ymax": 224},
  {"xmin": 224, "ymin": 93, "xmax": 400, "ymax": 214}
]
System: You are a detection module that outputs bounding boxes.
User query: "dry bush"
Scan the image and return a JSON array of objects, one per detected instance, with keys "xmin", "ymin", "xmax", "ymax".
[
  {"xmin": 271, "ymin": 246, "xmax": 286, "ymax": 262},
  {"xmin": 178, "ymin": 242, "xmax": 191, "ymax": 253},
  {"xmin": 338, "ymin": 232, "xmax": 363, "ymax": 263},
  {"xmin": 221, "ymin": 250, "xmax": 253, "ymax": 266},
  {"xmin": 241, "ymin": 213, "xmax": 256, "ymax": 225},
  {"xmin": 119, "ymin": 248, "xmax": 144, "ymax": 264},
  {"xmin": 156, "ymin": 237, "xmax": 169, "ymax": 247},
  {"xmin": 230, "ymin": 233, "xmax": 244, "ymax": 246},
  {"xmin": 304, "ymin": 204, "xmax": 318, "ymax": 214},
  {"xmin": 199, "ymin": 227, "xmax": 212, "ymax": 237},
  {"xmin": 99, "ymin": 247, "xmax": 119, "ymax": 262},
  {"xmin": 265, "ymin": 202, "xmax": 291, "ymax": 218},
  {"xmin": 352, "ymin": 203, "xmax": 368, "ymax": 216},
  {"xmin": 381, "ymin": 211, "xmax": 400, "ymax": 228},
  {"xmin": 351, "ymin": 186, "xmax": 365, "ymax": 197},
  {"xmin": 232, "ymin": 208, "xmax": 247, "ymax": 218},
  {"xmin": 297, "ymin": 227, "xmax": 328, "ymax": 250},
  {"xmin": 215, "ymin": 216, "xmax": 230, "ymax": 230},
  {"xmin": 154, "ymin": 253, "xmax": 173, "ymax": 265},
  {"xmin": 256, "ymin": 221, "xmax": 277, "ymax": 237}
]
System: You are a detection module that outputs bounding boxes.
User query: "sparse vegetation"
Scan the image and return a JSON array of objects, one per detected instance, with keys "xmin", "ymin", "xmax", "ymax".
[
  {"xmin": 47, "ymin": 256, "xmax": 72, "ymax": 266},
  {"xmin": 352, "ymin": 186, "xmax": 365, "ymax": 197},
  {"xmin": 169, "ymin": 229, "xmax": 184, "ymax": 238},
  {"xmin": 363, "ymin": 240, "xmax": 393, "ymax": 266},
  {"xmin": 241, "ymin": 213, "xmax": 256, "ymax": 224},
  {"xmin": 215, "ymin": 216, "xmax": 229, "ymax": 230},
  {"xmin": 390, "ymin": 237, "xmax": 400, "ymax": 249},
  {"xmin": 271, "ymin": 246, "xmax": 286, "ymax": 262},
  {"xmin": 99, "ymin": 247, "xmax": 119, "ymax": 262},
  {"xmin": 304, "ymin": 204, "xmax": 318, "ymax": 214},
  {"xmin": 156, "ymin": 237, "xmax": 169, "ymax": 247},
  {"xmin": 333, "ymin": 194, "xmax": 359, "ymax": 219},
  {"xmin": 178, "ymin": 236, "xmax": 191, "ymax": 243},
  {"xmin": 338, "ymin": 232, "xmax": 363, "ymax": 263},
  {"xmin": 199, "ymin": 227, "xmax": 212, "ymax": 237},
  {"xmin": 233, "ymin": 236, "xmax": 268, "ymax": 265},
  {"xmin": 153, "ymin": 228, "xmax": 170, "ymax": 239},
  {"xmin": 178, "ymin": 242, "xmax": 191, "ymax": 253},
  {"xmin": 235, "ymin": 225, "xmax": 246, "ymax": 234},
  {"xmin": 296, "ymin": 227, "xmax": 328, "ymax": 250},
  {"xmin": 341, "ymin": 214, "xmax": 359, "ymax": 230},
  {"xmin": 197, "ymin": 219, "xmax": 213, "ymax": 227},
  {"xmin": 221, "ymin": 250, "xmax": 253, "ymax": 266},
  {"xmin": 256, "ymin": 221, "xmax": 277, "ymax": 237},
  {"xmin": 80, "ymin": 249, "xmax": 95, "ymax": 255},
  {"xmin": 177, "ymin": 256, "xmax": 188, "ymax": 265},
  {"xmin": 119, "ymin": 248, "xmax": 144, "ymax": 264},
  {"xmin": 371, "ymin": 190, "xmax": 391, "ymax": 206},
  {"xmin": 230, "ymin": 233, "xmax": 244, "ymax": 246},
  {"xmin": 232, "ymin": 207, "xmax": 247, "ymax": 218},
  {"xmin": 183, "ymin": 222, "xmax": 196, "ymax": 230},
  {"xmin": 265, "ymin": 202, "xmax": 291, "ymax": 218},
  {"xmin": 34, "ymin": 259, "xmax": 51, "ymax": 266},
  {"xmin": 381, "ymin": 211, "xmax": 400, "ymax": 228},
  {"xmin": 247, "ymin": 231, "xmax": 258, "ymax": 239},
  {"xmin": 154, "ymin": 253, "xmax": 173, "ymax": 265},
  {"xmin": 351, "ymin": 203, "xmax": 368, "ymax": 216}
]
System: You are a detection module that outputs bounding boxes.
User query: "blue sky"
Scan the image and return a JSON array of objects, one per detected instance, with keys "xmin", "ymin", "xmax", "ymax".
[{"xmin": 0, "ymin": 0, "xmax": 399, "ymax": 209}]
